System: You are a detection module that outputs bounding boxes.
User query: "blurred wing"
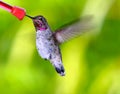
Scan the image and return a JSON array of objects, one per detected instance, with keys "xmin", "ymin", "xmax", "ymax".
[{"xmin": 54, "ymin": 15, "xmax": 94, "ymax": 44}]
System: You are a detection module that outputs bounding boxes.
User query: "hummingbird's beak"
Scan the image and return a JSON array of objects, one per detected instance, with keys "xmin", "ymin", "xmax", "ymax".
[{"xmin": 26, "ymin": 14, "xmax": 34, "ymax": 19}]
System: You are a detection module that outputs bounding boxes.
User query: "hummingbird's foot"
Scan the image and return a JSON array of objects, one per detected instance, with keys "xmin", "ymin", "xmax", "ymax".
[{"xmin": 55, "ymin": 65, "xmax": 65, "ymax": 76}]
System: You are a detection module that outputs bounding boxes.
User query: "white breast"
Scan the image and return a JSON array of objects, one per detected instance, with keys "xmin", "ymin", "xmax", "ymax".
[{"xmin": 36, "ymin": 29, "xmax": 55, "ymax": 59}]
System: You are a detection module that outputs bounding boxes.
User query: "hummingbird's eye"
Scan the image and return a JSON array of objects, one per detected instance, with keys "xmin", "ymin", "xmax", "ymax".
[{"xmin": 39, "ymin": 17, "xmax": 42, "ymax": 21}]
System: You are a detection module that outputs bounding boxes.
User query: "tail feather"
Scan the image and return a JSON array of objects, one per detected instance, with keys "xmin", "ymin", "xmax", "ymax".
[
  {"xmin": 50, "ymin": 60, "xmax": 65, "ymax": 76},
  {"xmin": 55, "ymin": 65, "xmax": 65, "ymax": 76}
]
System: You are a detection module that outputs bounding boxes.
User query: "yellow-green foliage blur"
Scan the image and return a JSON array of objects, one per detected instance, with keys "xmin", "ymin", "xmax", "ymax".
[{"xmin": 0, "ymin": 0, "xmax": 120, "ymax": 94}]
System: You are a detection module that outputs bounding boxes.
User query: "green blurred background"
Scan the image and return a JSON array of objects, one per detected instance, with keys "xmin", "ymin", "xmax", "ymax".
[{"xmin": 0, "ymin": 0, "xmax": 120, "ymax": 94}]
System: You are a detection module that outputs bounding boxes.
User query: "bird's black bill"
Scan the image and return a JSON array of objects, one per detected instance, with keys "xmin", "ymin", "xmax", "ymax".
[{"xmin": 26, "ymin": 14, "xmax": 34, "ymax": 19}]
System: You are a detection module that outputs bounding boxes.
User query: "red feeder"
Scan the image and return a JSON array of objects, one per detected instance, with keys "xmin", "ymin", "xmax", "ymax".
[{"xmin": 0, "ymin": 1, "xmax": 26, "ymax": 20}]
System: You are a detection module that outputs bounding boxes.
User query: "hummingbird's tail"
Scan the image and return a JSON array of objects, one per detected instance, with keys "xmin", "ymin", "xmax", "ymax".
[
  {"xmin": 55, "ymin": 64, "xmax": 65, "ymax": 76},
  {"xmin": 50, "ymin": 59, "xmax": 65, "ymax": 76}
]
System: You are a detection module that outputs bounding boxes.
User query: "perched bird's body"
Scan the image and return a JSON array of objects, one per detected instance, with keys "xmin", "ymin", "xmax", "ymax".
[{"xmin": 26, "ymin": 15, "xmax": 93, "ymax": 76}]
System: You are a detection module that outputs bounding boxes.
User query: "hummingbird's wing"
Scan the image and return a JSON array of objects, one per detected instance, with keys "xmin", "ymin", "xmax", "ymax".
[{"xmin": 54, "ymin": 15, "xmax": 94, "ymax": 44}]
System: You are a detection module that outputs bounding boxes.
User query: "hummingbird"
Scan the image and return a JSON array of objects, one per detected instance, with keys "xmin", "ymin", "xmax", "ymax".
[{"xmin": 26, "ymin": 15, "xmax": 93, "ymax": 76}]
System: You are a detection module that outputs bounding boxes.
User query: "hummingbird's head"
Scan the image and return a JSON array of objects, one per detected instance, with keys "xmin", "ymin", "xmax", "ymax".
[{"xmin": 26, "ymin": 15, "xmax": 48, "ymax": 31}]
